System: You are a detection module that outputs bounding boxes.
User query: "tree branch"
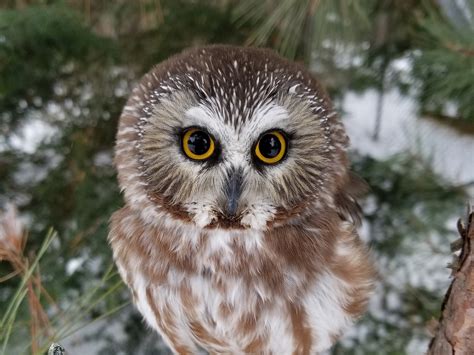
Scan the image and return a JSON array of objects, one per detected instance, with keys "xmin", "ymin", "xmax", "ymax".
[{"xmin": 427, "ymin": 204, "xmax": 474, "ymax": 354}]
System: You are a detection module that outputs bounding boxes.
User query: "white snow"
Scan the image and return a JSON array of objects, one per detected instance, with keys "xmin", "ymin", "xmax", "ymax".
[
  {"xmin": 8, "ymin": 117, "xmax": 57, "ymax": 154},
  {"xmin": 66, "ymin": 256, "xmax": 87, "ymax": 276},
  {"xmin": 342, "ymin": 89, "xmax": 474, "ymax": 185},
  {"xmin": 93, "ymin": 151, "xmax": 113, "ymax": 167}
]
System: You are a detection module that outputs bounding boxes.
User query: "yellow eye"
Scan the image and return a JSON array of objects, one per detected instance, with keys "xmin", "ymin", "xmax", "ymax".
[
  {"xmin": 254, "ymin": 131, "xmax": 287, "ymax": 165},
  {"xmin": 182, "ymin": 128, "xmax": 215, "ymax": 161}
]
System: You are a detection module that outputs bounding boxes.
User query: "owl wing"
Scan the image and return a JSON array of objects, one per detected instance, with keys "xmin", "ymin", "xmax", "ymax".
[{"xmin": 335, "ymin": 172, "xmax": 368, "ymax": 227}]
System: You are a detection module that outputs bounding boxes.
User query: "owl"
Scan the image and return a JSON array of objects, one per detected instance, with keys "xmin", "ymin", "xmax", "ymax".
[{"xmin": 109, "ymin": 45, "xmax": 376, "ymax": 354}]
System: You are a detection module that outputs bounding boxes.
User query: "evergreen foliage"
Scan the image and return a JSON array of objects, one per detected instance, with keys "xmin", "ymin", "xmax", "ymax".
[
  {"xmin": 0, "ymin": 4, "xmax": 116, "ymax": 131},
  {"xmin": 413, "ymin": 1, "xmax": 474, "ymax": 121}
]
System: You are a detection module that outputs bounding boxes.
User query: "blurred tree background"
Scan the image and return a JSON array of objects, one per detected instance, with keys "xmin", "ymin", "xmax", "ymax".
[{"xmin": 0, "ymin": 0, "xmax": 473, "ymax": 354}]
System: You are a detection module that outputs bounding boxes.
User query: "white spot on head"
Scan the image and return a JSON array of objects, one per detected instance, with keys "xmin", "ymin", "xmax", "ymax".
[{"xmin": 288, "ymin": 84, "xmax": 300, "ymax": 94}]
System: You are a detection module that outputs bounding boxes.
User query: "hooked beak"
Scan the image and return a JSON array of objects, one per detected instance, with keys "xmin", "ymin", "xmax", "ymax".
[{"xmin": 224, "ymin": 167, "xmax": 243, "ymax": 217}]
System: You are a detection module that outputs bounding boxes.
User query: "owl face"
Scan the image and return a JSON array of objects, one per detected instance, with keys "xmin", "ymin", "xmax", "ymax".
[{"xmin": 117, "ymin": 46, "xmax": 349, "ymax": 230}]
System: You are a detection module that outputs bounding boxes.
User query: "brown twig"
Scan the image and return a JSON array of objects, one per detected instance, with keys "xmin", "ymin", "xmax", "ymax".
[
  {"xmin": 444, "ymin": 42, "xmax": 474, "ymax": 57},
  {"xmin": 427, "ymin": 204, "xmax": 474, "ymax": 354}
]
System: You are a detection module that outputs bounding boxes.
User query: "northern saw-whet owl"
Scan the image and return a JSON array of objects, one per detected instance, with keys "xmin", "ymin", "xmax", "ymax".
[{"xmin": 109, "ymin": 45, "xmax": 376, "ymax": 354}]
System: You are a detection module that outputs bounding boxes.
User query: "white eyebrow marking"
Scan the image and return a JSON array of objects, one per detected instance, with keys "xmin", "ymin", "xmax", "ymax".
[
  {"xmin": 184, "ymin": 105, "xmax": 231, "ymax": 143},
  {"xmin": 184, "ymin": 102, "xmax": 290, "ymax": 148},
  {"xmin": 245, "ymin": 103, "xmax": 289, "ymax": 134},
  {"xmin": 185, "ymin": 106, "xmax": 218, "ymax": 128}
]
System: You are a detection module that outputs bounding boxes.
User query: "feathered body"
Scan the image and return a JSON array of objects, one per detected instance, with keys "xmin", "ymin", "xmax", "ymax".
[{"xmin": 109, "ymin": 46, "xmax": 376, "ymax": 354}]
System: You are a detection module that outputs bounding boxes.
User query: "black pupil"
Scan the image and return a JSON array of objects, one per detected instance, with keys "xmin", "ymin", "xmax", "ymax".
[
  {"xmin": 188, "ymin": 131, "xmax": 211, "ymax": 155},
  {"xmin": 259, "ymin": 134, "xmax": 281, "ymax": 158}
]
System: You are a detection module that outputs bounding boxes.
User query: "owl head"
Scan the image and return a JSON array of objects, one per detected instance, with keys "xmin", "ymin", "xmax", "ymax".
[{"xmin": 115, "ymin": 46, "xmax": 354, "ymax": 230}]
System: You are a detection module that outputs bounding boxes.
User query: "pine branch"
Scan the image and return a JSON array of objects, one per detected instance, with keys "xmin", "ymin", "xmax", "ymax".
[{"xmin": 427, "ymin": 204, "xmax": 474, "ymax": 354}]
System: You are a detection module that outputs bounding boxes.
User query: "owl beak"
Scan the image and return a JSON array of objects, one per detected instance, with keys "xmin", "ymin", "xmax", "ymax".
[{"xmin": 224, "ymin": 167, "xmax": 243, "ymax": 217}]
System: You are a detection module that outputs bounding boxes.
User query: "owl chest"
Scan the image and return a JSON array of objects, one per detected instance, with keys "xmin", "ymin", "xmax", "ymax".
[
  {"xmin": 132, "ymin": 268, "xmax": 304, "ymax": 354},
  {"xmin": 116, "ymin": 226, "xmax": 358, "ymax": 353}
]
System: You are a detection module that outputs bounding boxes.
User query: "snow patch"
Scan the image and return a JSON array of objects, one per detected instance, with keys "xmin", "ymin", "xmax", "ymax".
[{"xmin": 343, "ymin": 89, "xmax": 474, "ymax": 185}]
